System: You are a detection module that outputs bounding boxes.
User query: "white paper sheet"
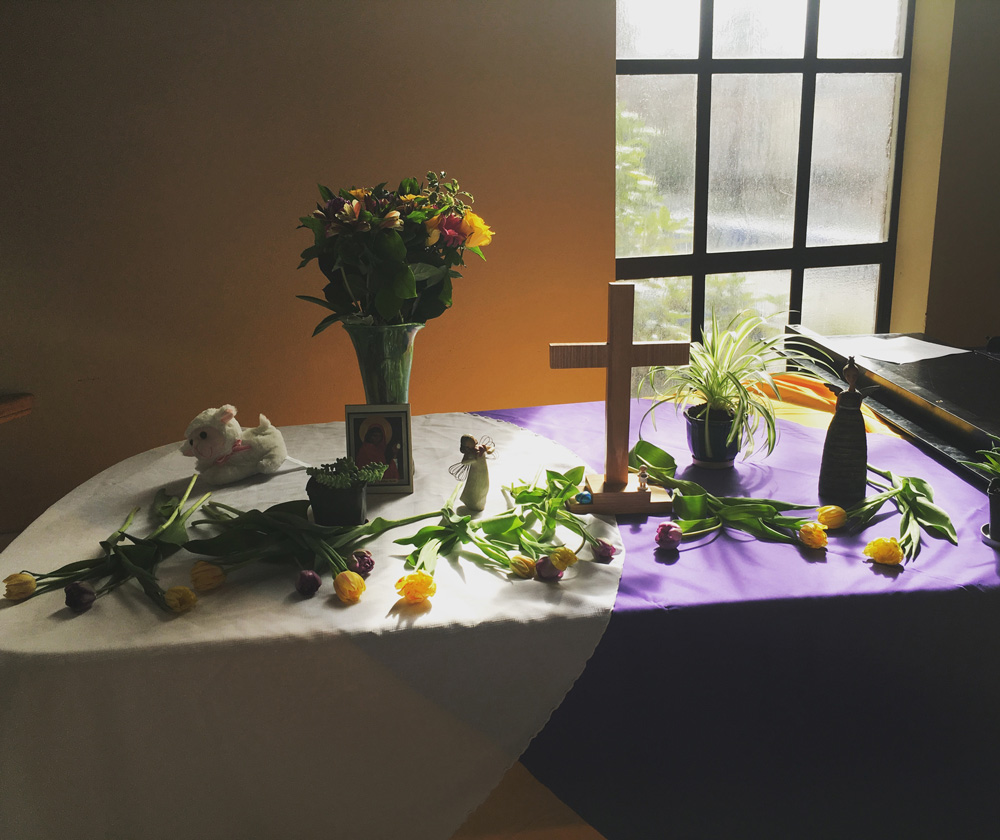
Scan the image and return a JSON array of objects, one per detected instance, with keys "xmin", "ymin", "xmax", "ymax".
[{"xmin": 825, "ymin": 335, "xmax": 969, "ymax": 365}]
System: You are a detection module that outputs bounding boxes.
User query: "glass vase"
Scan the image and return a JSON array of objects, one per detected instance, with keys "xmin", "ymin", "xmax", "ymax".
[{"xmin": 342, "ymin": 322, "xmax": 423, "ymax": 405}]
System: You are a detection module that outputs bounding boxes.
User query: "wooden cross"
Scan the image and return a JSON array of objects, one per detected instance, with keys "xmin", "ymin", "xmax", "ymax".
[{"xmin": 550, "ymin": 282, "xmax": 689, "ymax": 515}]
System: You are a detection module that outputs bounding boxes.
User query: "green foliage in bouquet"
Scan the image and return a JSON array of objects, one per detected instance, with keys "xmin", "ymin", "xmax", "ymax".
[{"xmin": 297, "ymin": 172, "xmax": 494, "ymax": 330}]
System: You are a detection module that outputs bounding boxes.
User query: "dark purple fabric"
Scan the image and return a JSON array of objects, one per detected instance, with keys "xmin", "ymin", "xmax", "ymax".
[
  {"xmin": 478, "ymin": 401, "xmax": 999, "ymax": 607},
  {"xmin": 479, "ymin": 402, "xmax": 1000, "ymax": 839}
]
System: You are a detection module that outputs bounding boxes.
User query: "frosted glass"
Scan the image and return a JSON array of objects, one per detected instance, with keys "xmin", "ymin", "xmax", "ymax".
[
  {"xmin": 713, "ymin": 0, "xmax": 807, "ymax": 59},
  {"xmin": 818, "ymin": 0, "xmax": 906, "ymax": 58},
  {"xmin": 616, "ymin": 75, "xmax": 697, "ymax": 258},
  {"xmin": 617, "ymin": 0, "xmax": 700, "ymax": 59},
  {"xmin": 630, "ymin": 276, "xmax": 693, "ymax": 397},
  {"xmin": 705, "ymin": 271, "xmax": 790, "ymax": 338},
  {"xmin": 807, "ymin": 74, "xmax": 898, "ymax": 247},
  {"xmin": 801, "ymin": 265, "xmax": 879, "ymax": 335},
  {"xmin": 708, "ymin": 74, "xmax": 801, "ymax": 252}
]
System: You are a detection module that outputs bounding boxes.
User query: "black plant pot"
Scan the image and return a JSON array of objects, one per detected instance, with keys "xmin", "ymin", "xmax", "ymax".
[
  {"xmin": 684, "ymin": 405, "xmax": 741, "ymax": 469},
  {"xmin": 306, "ymin": 476, "xmax": 367, "ymax": 526},
  {"xmin": 989, "ymin": 478, "xmax": 1000, "ymax": 540}
]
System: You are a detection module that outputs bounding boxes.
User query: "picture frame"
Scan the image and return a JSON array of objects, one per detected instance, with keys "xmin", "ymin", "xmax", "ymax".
[{"xmin": 345, "ymin": 403, "xmax": 414, "ymax": 494}]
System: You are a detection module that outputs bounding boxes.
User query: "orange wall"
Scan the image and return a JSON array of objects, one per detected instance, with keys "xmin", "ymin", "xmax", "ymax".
[{"xmin": 0, "ymin": 1, "xmax": 614, "ymax": 531}]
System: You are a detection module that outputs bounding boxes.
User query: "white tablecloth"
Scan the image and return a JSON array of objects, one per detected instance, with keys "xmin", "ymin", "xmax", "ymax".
[{"xmin": 0, "ymin": 413, "xmax": 622, "ymax": 840}]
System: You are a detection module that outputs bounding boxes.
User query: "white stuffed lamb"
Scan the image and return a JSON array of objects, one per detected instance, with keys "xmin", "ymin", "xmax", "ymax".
[{"xmin": 180, "ymin": 404, "xmax": 287, "ymax": 485}]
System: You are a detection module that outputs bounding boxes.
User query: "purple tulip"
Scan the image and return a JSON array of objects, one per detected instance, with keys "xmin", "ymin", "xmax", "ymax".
[
  {"xmin": 295, "ymin": 569, "xmax": 322, "ymax": 598},
  {"xmin": 347, "ymin": 549, "xmax": 375, "ymax": 579},
  {"xmin": 64, "ymin": 581, "xmax": 97, "ymax": 614},
  {"xmin": 655, "ymin": 522, "xmax": 683, "ymax": 551},
  {"xmin": 535, "ymin": 556, "xmax": 564, "ymax": 581},
  {"xmin": 592, "ymin": 538, "xmax": 617, "ymax": 563}
]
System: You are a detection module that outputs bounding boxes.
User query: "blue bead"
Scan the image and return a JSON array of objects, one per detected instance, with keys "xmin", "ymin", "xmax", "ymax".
[{"xmin": 575, "ymin": 491, "xmax": 593, "ymax": 504}]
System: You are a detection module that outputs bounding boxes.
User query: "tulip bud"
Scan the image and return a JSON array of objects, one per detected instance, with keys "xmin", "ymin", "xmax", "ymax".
[
  {"xmin": 190, "ymin": 560, "xmax": 226, "ymax": 592},
  {"xmin": 798, "ymin": 521, "xmax": 828, "ymax": 549},
  {"xmin": 509, "ymin": 555, "xmax": 537, "ymax": 579},
  {"xmin": 548, "ymin": 547, "xmax": 578, "ymax": 571},
  {"xmin": 535, "ymin": 556, "xmax": 564, "ymax": 581},
  {"xmin": 295, "ymin": 569, "xmax": 322, "ymax": 597},
  {"xmin": 817, "ymin": 505, "xmax": 847, "ymax": 530},
  {"xmin": 655, "ymin": 522, "xmax": 682, "ymax": 550},
  {"xmin": 64, "ymin": 581, "xmax": 97, "ymax": 613},
  {"xmin": 592, "ymin": 539, "xmax": 617, "ymax": 563},
  {"xmin": 334, "ymin": 570, "xmax": 366, "ymax": 604},
  {"xmin": 347, "ymin": 549, "xmax": 375, "ymax": 579},
  {"xmin": 3, "ymin": 572, "xmax": 37, "ymax": 601},
  {"xmin": 164, "ymin": 586, "xmax": 198, "ymax": 614}
]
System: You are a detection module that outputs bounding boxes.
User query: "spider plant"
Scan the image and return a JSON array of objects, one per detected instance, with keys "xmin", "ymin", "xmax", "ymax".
[{"xmin": 643, "ymin": 310, "xmax": 818, "ymax": 461}]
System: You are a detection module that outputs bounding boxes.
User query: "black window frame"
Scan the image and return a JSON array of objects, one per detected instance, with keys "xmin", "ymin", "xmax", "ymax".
[{"xmin": 615, "ymin": 0, "xmax": 917, "ymax": 340}]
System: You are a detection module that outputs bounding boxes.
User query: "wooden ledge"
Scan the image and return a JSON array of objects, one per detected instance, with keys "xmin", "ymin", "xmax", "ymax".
[{"xmin": 0, "ymin": 393, "xmax": 34, "ymax": 424}]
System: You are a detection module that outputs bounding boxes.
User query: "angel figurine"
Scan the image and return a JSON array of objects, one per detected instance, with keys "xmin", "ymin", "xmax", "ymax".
[{"xmin": 449, "ymin": 434, "xmax": 496, "ymax": 511}]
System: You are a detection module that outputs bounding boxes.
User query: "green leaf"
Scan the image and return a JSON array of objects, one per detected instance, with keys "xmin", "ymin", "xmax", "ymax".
[
  {"xmin": 374, "ymin": 287, "xmax": 404, "ymax": 321},
  {"xmin": 311, "ymin": 313, "xmax": 344, "ymax": 336},
  {"xmin": 318, "ymin": 184, "xmax": 334, "ymax": 201},
  {"xmin": 629, "ymin": 440, "xmax": 677, "ymax": 479},
  {"xmin": 673, "ymin": 492, "xmax": 708, "ymax": 520},
  {"xmin": 477, "ymin": 512, "xmax": 524, "ymax": 536}
]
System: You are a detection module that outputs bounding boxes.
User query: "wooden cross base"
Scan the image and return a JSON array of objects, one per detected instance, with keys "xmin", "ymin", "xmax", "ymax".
[{"xmin": 565, "ymin": 472, "xmax": 673, "ymax": 516}]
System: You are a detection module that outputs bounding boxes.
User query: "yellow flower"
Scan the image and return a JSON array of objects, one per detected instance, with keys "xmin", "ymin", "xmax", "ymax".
[
  {"xmin": 459, "ymin": 210, "xmax": 494, "ymax": 248},
  {"xmin": 399, "ymin": 193, "xmax": 421, "ymax": 203},
  {"xmin": 334, "ymin": 570, "xmax": 366, "ymax": 604},
  {"xmin": 190, "ymin": 561, "xmax": 226, "ymax": 592},
  {"xmin": 395, "ymin": 570, "xmax": 437, "ymax": 604},
  {"xmin": 509, "ymin": 555, "xmax": 537, "ymax": 579},
  {"xmin": 817, "ymin": 505, "xmax": 847, "ymax": 530},
  {"xmin": 164, "ymin": 586, "xmax": 198, "ymax": 613},
  {"xmin": 424, "ymin": 212, "xmax": 443, "ymax": 246},
  {"xmin": 863, "ymin": 537, "xmax": 903, "ymax": 565},
  {"xmin": 548, "ymin": 547, "xmax": 579, "ymax": 571},
  {"xmin": 798, "ymin": 522, "xmax": 828, "ymax": 549},
  {"xmin": 348, "ymin": 187, "xmax": 370, "ymax": 199},
  {"xmin": 3, "ymin": 572, "xmax": 37, "ymax": 601}
]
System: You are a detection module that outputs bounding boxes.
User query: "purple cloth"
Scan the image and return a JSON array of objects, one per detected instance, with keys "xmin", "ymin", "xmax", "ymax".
[
  {"xmin": 479, "ymin": 403, "xmax": 1000, "ymax": 839},
  {"xmin": 479, "ymin": 401, "xmax": 999, "ymax": 607}
]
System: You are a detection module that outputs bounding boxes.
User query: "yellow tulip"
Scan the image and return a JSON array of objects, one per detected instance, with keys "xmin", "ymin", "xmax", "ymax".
[
  {"xmin": 548, "ymin": 547, "xmax": 579, "ymax": 571},
  {"xmin": 190, "ymin": 561, "xmax": 226, "ymax": 592},
  {"xmin": 165, "ymin": 586, "xmax": 198, "ymax": 613},
  {"xmin": 395, "ymin": 570, "xmax": 437, "ymax": 604},
  {"xmin": 863, "ymin": 537, "xmax": 903, "ymax": 565},
  {"xmin": 459, "ymin": 210, "xmax": 494, "ymax": 248},
  {"xmin": 509, "ymin": 555, "xmax": 537, "ymax": 579},
  {"xmin": 334, "ymin": 570, "xmax": 366, "ymax": 604},
  {"xmin": 798, "ymin": 522, "xmax": 828, "ymax": 549},
  {"xmin": 3, "ymin": 572, "xmax": 37, "ymax": 601},
  {"xmin": 817, "ymin": 505, "xmax": 847, "ymax": 530}
]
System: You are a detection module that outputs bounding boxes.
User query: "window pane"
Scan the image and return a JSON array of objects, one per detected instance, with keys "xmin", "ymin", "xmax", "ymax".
[
  {"xmin": 713, "ymin": 0, "xmax": 807, "ymax": 59},
  {"xmin": 817, "ymin": 0, "xmax": 906, "ymax": 58},
  {"xmin": 806, "ymin": 74, "xmax": 899, "ymax": 247},
  {"xmin": 617, "ymin": 0, "xmax": 700, "ymax": 59},
  {"xmin": 705, "ymin": 271, "xmax": 790, "ymax": 334},
  {"xmin": 631, "ymin": 276, "xmax": 693, "ymax": 396},
  {"xmin": 801, "ymin": 265, "xmax": 879, "ymax": 335},
  {"xmin": 616, "ymin": 75, "xmax": 697, "ymax": 258},
  {"xmin": 708, "ymin": 74, "xmax": 802, "ymax": 252}
]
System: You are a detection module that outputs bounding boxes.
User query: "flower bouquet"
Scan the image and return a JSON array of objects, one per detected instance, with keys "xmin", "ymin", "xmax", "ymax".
[{"xmin": 297, "ymin": 171, "xmax": 494, "ymax": 331}]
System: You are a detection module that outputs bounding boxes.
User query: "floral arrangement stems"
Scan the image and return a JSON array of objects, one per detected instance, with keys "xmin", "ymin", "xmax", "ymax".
[
  {"xmin": 10, "ymin": 475, "xmax": 210, "ymax": 612},
  {"xmin": 395, "ymin": 467, "xmax": 604, "ymax": 574},
  {"xmin": 186, "ymin": 499, "xmax": 439, "ymax": 580},
  {"xmin": 845, "ymin": 464, "xmax": 958, "ymax": 559},
  {"xmin": 629, "ymin": 440, "xmax": 815, "ymax": 545}
]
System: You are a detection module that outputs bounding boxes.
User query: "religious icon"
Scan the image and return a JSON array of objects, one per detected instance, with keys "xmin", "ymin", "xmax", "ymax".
[
  {"xmin": 345, "ymin": 404, "xmax": 414, "ymax": 493},
  {"xmin": 449, "ymin": 434, "xmax": 496, "ymax": 511}
]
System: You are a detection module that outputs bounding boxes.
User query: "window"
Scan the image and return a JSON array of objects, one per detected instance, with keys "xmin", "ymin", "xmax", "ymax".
[{"xmin": 616, "ymin": 0, "xmax": 914, "ymax": 345}]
